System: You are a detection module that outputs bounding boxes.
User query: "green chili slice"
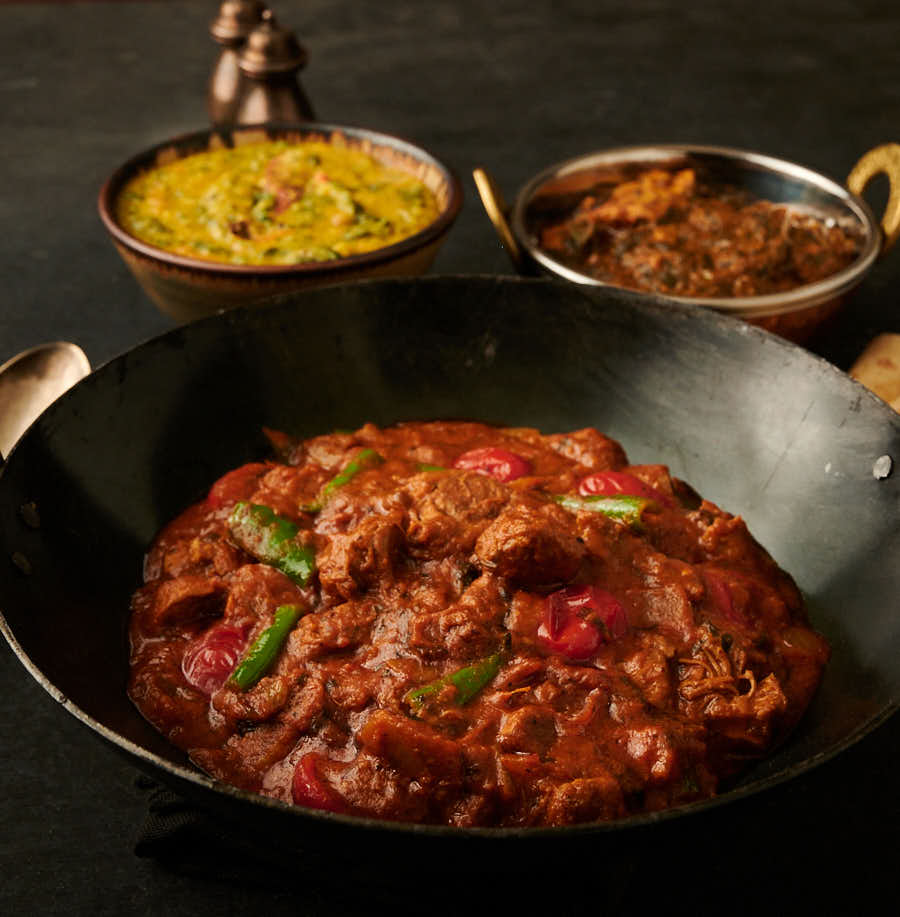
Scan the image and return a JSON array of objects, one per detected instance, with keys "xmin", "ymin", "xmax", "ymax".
[
  {"xmin": 228, "ymin": 604, "xmax": 304, "ymax": 691},
  {"xmin": 303, "ymin": 448, "xmax": 384, "ymax": 512},
  {"xmin": 415, "ymin": 462, "xmax": 446, "ymax": 472},
  {"xmin": 552, "ymin": 493, "xmax": 656, "ymax": 528},
  {"xmin": 228, "ymin": 502, "xmax": 316, "ymax": 586},
  {"xmin": 404, "ymin": 644, "xmax": 507, "ymax": 712}
]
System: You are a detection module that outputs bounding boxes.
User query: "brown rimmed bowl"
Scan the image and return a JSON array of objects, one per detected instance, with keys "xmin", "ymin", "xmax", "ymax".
[
  {"xmin": 475, "ymin": 143, "xmax": 900, "ymax": 343},
  {"xmin": 98, "ymin": 122, "xmax": 463, "ymax": 323}
]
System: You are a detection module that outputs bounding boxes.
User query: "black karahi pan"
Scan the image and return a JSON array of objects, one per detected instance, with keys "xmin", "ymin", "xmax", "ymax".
[{"xmin": 1, "ymin": 276, "xmax": 898, "ymax": 881}]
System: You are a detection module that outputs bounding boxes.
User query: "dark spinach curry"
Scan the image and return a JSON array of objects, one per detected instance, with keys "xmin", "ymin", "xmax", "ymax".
[{"xmin": 529, "ymin": 166, "xmax": 863, "ymax": 298}]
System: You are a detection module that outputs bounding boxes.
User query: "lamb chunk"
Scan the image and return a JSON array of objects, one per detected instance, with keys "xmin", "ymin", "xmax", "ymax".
[
  {"xmin": 408, "ymin": 574, "xmax": 508, "ymax": 661},
  {"xmin": 640, "ymin": 553, "xmax": 705, "ymax": 601},
  {"xmin": 692, "ymin": 505, "xmax": 763, "ymax": 567},
  {"xmin": 492, "ymin": 657, "xmax": 546, "ymax": 691},
  {"xmin": 545, "ymin": 655, "xmax": 610, "ymax": 692},
  {"xmin": 460, "ymin": 744, "xmax": 501, "ymax": 799},
  {"xmin": 545, "ymin": 772, "xmax": 625, "ymax": 825},
  {"xmin": 544, "ymin": 427, "xmax": 628, "ymax": 471},
  {"xmin": 506, "ymin": 590, "xmax": 545, "ymax": 642},
  {"xmin": 677, "ymin": 626, "xmax": 789, "ymax": 752},
  {"xmin": 303, "ymin": 431, "xmax": 360, "ymax": 471},
  {"xmin": 497, "ymin": 705, "xmax": 557, "ymax": 755},
  {"xmin": 192, "ymin": 673, "xmax": 327, "ymax": 789},
  {"xmin": 494, "ymin": 752, "xmax": 564, "ymax": 825},
  {"xmin": 554, "ymin": 687, "xmax": 610, "ymax": 733},
  {"xmin": 261, "ymin": 427, "xmax": 303, "ymax": 464},
  {"xmin": 287, "ymin": 599, "xmax": 377, "ymax": 660},
  {"xmin": 405, "ymin": 611, "xmax": 444, "ymax": 660},
  {"xmin": 212, "ymin": 674, "xmax": 293, "ymax": 723},
  {"xmin": 417, "ymin": 471, "xmax": 509, "ymax": 521},
  {"xmin": 538, "ymin": 657, "xmax": 611, "ymax": 722},
  {"xmin": 403, "ymin": 471, "xmax": 509, "ymax": 555},
  {"xmin": 207, "ymin": 540, "xmax": 246, "ymax": 576},
  {"xmin": 572, "ymin": 510, "xmax": 627, "ymax": 562},
  {"xmin": 621, "ymin": 645, "xmax": 674, "ymax": 710},
  {"xmin": 379, "ymin": 566, "xmax": 463, "ymax": 662},
  {"xmin": 326, "ymin": 752, "xmax": 430, "ymax": 823},
  {"xmin": 128, "ymin": 584, "xmax": 156, "ymax": 638},
  {"xmin": 250, "ymin": 463, "xmax": 329, "ymax": 518},
  {"xmin": 699, "ymin": 673, "xmax": 788, "ymax": 749},
  {"xmin": 315, "ymin": 473, "xmax": 409, "ymax": 535},
  {"xmin": 448, "ymin": 792, "xmax": 498, "ymax": 828},
  {"xmin": 159, "ymin": 535, "xmax": 245, "ymax": 580},
  {"xmin": 317, "ymin": 512, "xmax": 405, "ymax": 603},
  {"xmin": 624, "ymin": 724, "xmax": 679, "ymax": 785},
  {"xmin": 325, "ymin": 662, "xmax": 381, "ymax": 712},
  {"xmin": 440, "ymin": 574, "xmax": 509, "ymax": 660},
  {"xmin": 357, "ymin": 709, "xmax": 464, "ymax": 784},
  {"xmin": 279, "ymin": 673, "xmax": 329, "ymax": 732},
  {"xmin": 474, "ymin": 502, "xmax": 586, "ymax": 586},
  {"xmin": 223, "ymin": 564, "xmax": 306, "ymax": 627},
  {"xmin": 127, "ymin": 637, "xmax": 219, "ymax": 747},
  {"xmin": 150, "ymin": 575, "xmax": 227, "ymax": 631},
  {"xmin": 777, "ymin": 625, "xmax": 830, "ymax": 722},
  {"xmin": 370, "ymin": 657, "xmax": 429, "ymax": 708},
  {"xmin": 624, "ymin": 582, "xmax": 696, "ymax": 646}
]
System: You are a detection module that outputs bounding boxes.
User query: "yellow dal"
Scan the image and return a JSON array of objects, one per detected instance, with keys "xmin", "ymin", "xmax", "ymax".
[{"xmin": 116, "ymin": 140, "xmax": 441, "ymax": 265}]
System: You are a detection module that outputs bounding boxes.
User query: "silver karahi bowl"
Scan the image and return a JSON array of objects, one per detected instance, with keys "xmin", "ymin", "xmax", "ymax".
[{"xmin": 477, "ymin": 143, "xmax": 899, "ymax": 343}]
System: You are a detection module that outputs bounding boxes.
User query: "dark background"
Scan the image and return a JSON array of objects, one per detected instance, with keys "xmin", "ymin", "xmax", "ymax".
[{"xmin": 1, "ymin": 1, "xmax": 898, "ymax": 913}]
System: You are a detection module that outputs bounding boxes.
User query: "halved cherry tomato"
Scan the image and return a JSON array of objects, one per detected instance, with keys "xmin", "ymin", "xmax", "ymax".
[
  {"xmin": 577, "ymin": 470, "xmax": 672, "ymax": 507},
  {"xmin": 182, "ymin": 624, "xmax": 248, "ymax": 694},
  {"xmin": 292, "ymin": 753, "xmax": 345, "ymax": 813},
  {"xmin": 206, "ymin": 462, "xmax": 269, "ymax": 509},
  {"xmin": 538, "ymin": 615, "xmax": 602, "ymax": 660},
  {"xmin": 453, "ymin": 447, "xmax": 532, "ymax": 482},
  {"xmin": 537, "ymin": 585, "xmax": 627, "ymax": 661}
]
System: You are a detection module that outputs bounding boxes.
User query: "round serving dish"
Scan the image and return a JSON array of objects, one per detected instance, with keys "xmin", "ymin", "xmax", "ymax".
[
  {"xmin": 476, "ymin": 143, "xmax": 900, "ymax": 342},
  {"xmin": 98, "ymin": 122, "xmax": 463, "ymax": 323}
]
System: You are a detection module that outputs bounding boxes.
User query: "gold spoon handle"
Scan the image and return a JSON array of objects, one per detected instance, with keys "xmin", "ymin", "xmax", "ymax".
[{"xmin": 472, "ymin": 167, "xmax": 524, "ymax": 271}]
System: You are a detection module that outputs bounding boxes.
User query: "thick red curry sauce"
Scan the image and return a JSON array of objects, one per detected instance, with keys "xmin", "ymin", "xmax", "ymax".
[{"xmin": 128, "ymin": 422, "xmax": 829, "ymax": 827}]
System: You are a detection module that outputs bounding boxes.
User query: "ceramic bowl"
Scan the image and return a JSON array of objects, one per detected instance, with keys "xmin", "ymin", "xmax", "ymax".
[{"xmin": 99, "ymin": 122, "xmax": 463, "ymax": 323}]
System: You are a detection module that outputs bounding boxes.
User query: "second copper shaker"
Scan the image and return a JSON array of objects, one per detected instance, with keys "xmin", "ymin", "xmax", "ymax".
[{"xmin": 208, "ymin": 0, "xmax": 266, "ymax": 127}]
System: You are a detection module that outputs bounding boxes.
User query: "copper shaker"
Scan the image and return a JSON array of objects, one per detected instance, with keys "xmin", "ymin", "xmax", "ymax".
[
  {"xmin": 208, "ymin": 0, "xmax": 267, "ymax": 128},
  {"xmin": 234, "ymin": 9, "xmax": 315, "ymax": 125}
]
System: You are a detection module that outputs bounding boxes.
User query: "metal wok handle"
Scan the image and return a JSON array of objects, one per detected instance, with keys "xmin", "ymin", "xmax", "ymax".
[
  {"xmin": 0, "ymin": 342, "xmax": 91, "ymax": 463},
  {"xmin": 847, "ymin": 143, "xmax": 900, "ymax": 254},
  {"xmin": 472, "ymin": 167, "xmax": 525, "ymax": 272}
]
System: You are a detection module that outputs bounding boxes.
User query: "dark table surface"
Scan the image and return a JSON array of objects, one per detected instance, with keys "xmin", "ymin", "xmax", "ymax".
[{"xmin": 1, "ymin": 1, "xmax": 898, "ymax": 913}]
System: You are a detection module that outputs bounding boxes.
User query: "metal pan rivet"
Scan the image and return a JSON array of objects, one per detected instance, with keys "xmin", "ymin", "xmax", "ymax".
[
  {"xmin": 18, "ymin": 501, "xmax": 40, "ymax": 529},
  {"xmin": 873, "ymin": 455, "xmax": 893, "ymax": 479},
  {"xmin": 11, "ymin": 551, "xmax": 32, "ymax": 575}
]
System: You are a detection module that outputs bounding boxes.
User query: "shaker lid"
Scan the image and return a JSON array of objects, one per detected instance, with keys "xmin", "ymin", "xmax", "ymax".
[
  {"xmin": 210, "ymin": 0, "xmax": 267, "ymax": 44},
  {"xmin": 239, "ymin": 9, "xmax": 308, "ymax": 76}
]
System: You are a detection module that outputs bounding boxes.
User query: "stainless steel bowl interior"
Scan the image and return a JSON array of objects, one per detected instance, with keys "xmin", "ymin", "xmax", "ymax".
[{"xmin": 512, "ymin": 144, "xmax": 881, "ymax": 318}]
